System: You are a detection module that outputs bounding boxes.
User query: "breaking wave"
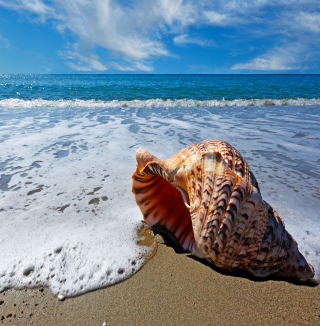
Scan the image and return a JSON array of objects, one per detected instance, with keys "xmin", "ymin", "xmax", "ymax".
[{"xmin": 1, "ymin": 97, "xmax": 320, "ymax": 108}]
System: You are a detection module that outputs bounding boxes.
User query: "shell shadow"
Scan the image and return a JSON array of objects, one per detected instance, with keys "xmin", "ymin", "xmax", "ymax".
[
  {"xmin": 187, "ymin": 254, "xmax": 319, "ymax": 287},
  {"xmin": 152, "ymin": 227, "xmax": 318, "ymax": 287}
]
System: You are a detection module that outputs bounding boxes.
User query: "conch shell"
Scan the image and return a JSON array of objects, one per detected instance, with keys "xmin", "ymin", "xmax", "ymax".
[{"xmin": 132, "ymin": 140, "xmax": 314, "ymax": 281}]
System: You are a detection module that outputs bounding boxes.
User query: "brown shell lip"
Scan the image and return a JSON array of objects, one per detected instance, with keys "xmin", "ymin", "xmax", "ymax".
[{"xmin": 132, "ymin": 140, "xmax": 315, "ymax": 282}]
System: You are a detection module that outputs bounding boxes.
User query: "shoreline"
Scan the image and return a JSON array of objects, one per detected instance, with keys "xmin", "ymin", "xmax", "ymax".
[{"xmin": 1, "ymin": 234, "xmax": 319, "ymax": 326}]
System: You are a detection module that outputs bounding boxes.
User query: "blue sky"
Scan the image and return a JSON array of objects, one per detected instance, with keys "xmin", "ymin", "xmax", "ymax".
[{"xmin": 0, "ymin": 0, "xmax": 319, "ymax": 74}]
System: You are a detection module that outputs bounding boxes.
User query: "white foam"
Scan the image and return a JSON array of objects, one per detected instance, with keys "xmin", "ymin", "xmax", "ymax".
[
  {"xmin": 0, "ymin": 97, "xmax": 320, "ymax": 108},
  {"xmin": 0, "ymin": 105, "xmax": 319, "ymax": 298},
  {"xmin": 0, "ymin": 116, "xmax": 154, "ymax": 297}
]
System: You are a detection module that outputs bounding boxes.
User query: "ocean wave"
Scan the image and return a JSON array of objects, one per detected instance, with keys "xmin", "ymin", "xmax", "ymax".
[{"xmin": 1, "ymin": 97, "xmax": 320, "ymax": 108}]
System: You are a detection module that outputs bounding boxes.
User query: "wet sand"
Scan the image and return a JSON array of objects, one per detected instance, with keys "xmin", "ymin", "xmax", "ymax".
[{"xmin": 0, "ymin": 234, "xmax": 319, "ymax": 326}]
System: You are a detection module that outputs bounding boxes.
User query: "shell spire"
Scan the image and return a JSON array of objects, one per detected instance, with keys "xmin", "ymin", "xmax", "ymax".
[{"xmin": 132, "ymin": 140, "xmax": 315, "ymax": 281}]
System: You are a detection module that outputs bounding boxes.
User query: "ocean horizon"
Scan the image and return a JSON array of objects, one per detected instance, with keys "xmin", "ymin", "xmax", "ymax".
[{"xmin": 1, "ymin": 73, "xmax": 320, "ymax": 102}]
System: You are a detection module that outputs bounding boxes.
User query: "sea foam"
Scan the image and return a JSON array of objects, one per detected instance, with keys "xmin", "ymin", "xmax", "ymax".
[
  {"xmin": 0, "ymin": 97, "xmax": 320, "ymax": 108},
  {"xmin": 0, "ymin": 114, "xmax": 155, "ymax": 297},
  {"xmin": 0, "ymin": 105, "xmax": 319, "ymax": 298}
]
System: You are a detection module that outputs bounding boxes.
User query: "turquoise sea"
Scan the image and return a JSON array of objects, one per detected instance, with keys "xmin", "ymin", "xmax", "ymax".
[
  {"xmin": 0, "ymin": 74, "xmax": 320, "ymax": 104},
  {"xmin": 0, "ymin": 74, "xmax": 319, "ymax": 297}
]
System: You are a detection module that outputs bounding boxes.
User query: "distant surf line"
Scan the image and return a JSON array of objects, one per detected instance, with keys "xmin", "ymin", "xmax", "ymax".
[{"xmin": 1, "ymin": 98, "xmax": 320, "ymax": 108}]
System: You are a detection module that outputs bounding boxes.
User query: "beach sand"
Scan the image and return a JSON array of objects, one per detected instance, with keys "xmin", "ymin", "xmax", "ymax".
[{"xmin": 0, "ymin": 232, "xmax": 319, "ymax": 326}]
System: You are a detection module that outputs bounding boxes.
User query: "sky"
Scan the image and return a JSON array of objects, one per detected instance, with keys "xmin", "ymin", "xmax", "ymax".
[{"xmin": 0, "ymin": 0, "xmax": 319, "ymax": 74}]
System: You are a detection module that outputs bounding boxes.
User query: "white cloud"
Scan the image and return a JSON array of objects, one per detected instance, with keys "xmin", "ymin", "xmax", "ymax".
[
  {"xmin": 131, "ymin": 62, "xmax": 153, "ymax": 72},
  {"xmin": 49, "ymin": 0, "xmax": 173, "ymax": 70},
  {"xmin": 0, "ymin": 0, "xmax": 51, "ymax": 14},
  {"xmin": 204, "ymin": 11, "xmax": 230, "ymax": 26},
  {"xmin": 61, "ymin": 51, "xmax": 108, "ymax": 71},
  {"xmin": 56, "ymin": 0, "xmax": 171, "ymax": 60},
  {"xmin": 0, "ymin": 0, "xmax": 56, "ymax": 21},
  {"xmin": 203, "ymin": 0, "xmax": 320, "ymax": 27},
  {"xmin": 0, "ymin": 0, "xmax": 320, "ymax": 71},
  {"xmin": 58, "ymin": 44, "xmax": 154, "ymax": 72},
  {"xmin": 0, "ymin": 0, "xmax": 173, "ymax": 70},
  {"xmin": 154, "ymin": 0, "xmax": 197, "ymax": 26},
  {"xmin": 0, "ymin": 33, "xmax": 10, "ymax": 49},
  {"xmin": 231, "ymin": 44, "xmax": 306, "ymax": 70},
  {"xmin": 0, "ymin": 0, "xmax": 198, "ymax": 70},
  {"xmin": 284, "ymin": 11, "xmax": 320, "ymax": 34},
  {"xmin": 173, "ymin": 34, "xmax": 213, "ymax": 46}
]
